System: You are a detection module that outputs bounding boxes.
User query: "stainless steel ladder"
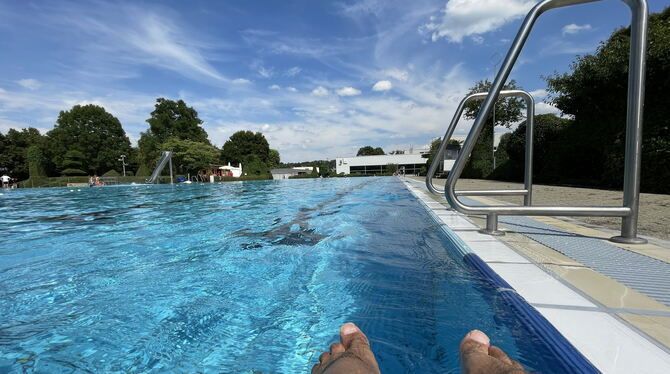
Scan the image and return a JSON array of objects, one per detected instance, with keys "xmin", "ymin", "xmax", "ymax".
[
  {"xmin": 438, "ymin": 0, "xmax": 648, "ymax": 244},
  {"xmin": 426, "ymin": 90, "xmax": 535, "ymax": 228}
]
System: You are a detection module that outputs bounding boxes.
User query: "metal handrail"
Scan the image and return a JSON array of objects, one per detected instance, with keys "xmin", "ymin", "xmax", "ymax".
[
  {"xmin": 426, "ymin": 90, "xmax": 535, "ymax": 208},
  {"xmin": 444, "ymin": 0, "xmax": 648, "ymax": 244}
]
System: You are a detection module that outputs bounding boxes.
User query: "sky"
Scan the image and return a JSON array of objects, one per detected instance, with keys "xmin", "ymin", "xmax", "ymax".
[{"xmin": 0, "ymin": 0, "xmax": 668, "ymax": 162}]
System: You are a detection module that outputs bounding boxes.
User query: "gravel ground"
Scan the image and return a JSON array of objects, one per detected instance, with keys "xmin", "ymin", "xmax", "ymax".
[{"xmin": 417, "ymin": 177, "xmax": 670, "ymax": 241}]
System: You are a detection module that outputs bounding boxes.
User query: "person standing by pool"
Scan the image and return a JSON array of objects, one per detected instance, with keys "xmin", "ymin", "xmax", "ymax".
[
  {"xmin": 1, "ymin": 174, "xmax": 10, "ymax": 188},
  {"xmin": 312, "ymin": 323, "xmax": 526, "ymax": 374}
]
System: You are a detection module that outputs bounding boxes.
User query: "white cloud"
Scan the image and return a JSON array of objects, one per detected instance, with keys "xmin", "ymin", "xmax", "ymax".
[
  {"xmin": 530, "ymin": 88, "xmax": 548, "ymax": 99},
  {"xmin": 311, "ymin": 86, "xmax": 330, "ymax": 96},
  {"xmin": 562, "ymin": 23, "xmax": 592, "ymax": 36},
  {"xmin": 471, "ymin": 35, "xmax": 484, "ymax": 45},
  {"xmin": 422, "ymin": 0, "xmax": 535, "ymax": 43},
  {"xmin": 372, "ymin": 80, "xmax": 393, "ymax": 92},
  {"xmin": 535, "ymin": 102, "xmax": 561, "ymax": 116},
  {"xmin": 0, "ymin": 118, "xmax": 33, "ymax": 133},
  {"xmin": 17, "ymin": 79, "xmax": 42, "ymax": 90},
  {"xmin": 286, "ymin": 86, "xmax": 298, "ymax": 92},
  {"xmin": 41, "ymin": 3, "xmax": 227, "ymax": 83},
  {"xmin": 336, "ymin": 87, "xmax": 362, "ymax": 97},
  {"xmin": 257, "ymin": 66, "xmax": 274, "ymax": 78},
  {"xmin": 338, "ymin": 0, "xmax": 386, "ymax": 17},
  {"xmin": 540, "ymin": 39, "xmax": 597, "ymax": 56},
  {"xmin": 285, "ymin": 66, "xmax": 302, "ymax": 77},
  {"xmin": 269, "ymin": 84, "xmax": 281, "ymax": 90},
  {"xmin": 232, "ymin": 78, "xmax": 251, "ymax": 84},
  {"xmin": 383, "ymin": 68, "xmax": 409, "ymax": 81}
]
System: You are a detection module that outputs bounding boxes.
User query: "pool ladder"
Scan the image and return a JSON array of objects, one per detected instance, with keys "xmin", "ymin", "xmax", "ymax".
[{"xmin": 427, "ymin": 0, "xmax": 649, "ymax": 245}]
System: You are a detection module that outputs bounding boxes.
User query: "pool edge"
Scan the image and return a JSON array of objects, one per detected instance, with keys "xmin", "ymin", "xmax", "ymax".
[{"xmin": 400, "ymin": 178, "xmax": 600, "ymax": 373}]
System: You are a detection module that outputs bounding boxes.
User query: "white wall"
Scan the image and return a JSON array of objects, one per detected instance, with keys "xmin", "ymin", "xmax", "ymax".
[
  {"xmin": 335, "ymin": 153, "xmax": 427, "ymax": 174},
  {"xmin": 443, "ymin": 160, "xmax": 456, "ymax": 172},
  {"xmin": 272, "ymin": 173, "xmax": 294, "ymax": 180}
]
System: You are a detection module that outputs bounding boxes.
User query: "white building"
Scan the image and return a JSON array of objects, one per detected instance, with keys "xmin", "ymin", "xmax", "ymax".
[
  {"xmin": 271, "ymin": 168, "xmax": 311, "ymax": 180},
  {"xmin": 335, "ymin": 146, "xmax": 459, "ymax": 176},
  {"xmin": 220, "ymin": 163, "xmax": 243, "ymax": 178},
  {"xmin": 293, "ymin": 166, "xmax": 320, "ymax": 174},
  {"xmin": 336, "ymin": 150, "xmax": 428, "ymax": 175}
]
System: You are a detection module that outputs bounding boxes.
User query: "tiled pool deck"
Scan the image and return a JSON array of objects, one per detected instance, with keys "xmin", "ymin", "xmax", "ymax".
[{"xmin": 401, "ymin": 177, "xmax": 670, "ymax": 373}]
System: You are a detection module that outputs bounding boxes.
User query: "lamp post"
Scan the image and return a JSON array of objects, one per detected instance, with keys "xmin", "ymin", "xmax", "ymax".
[
  {"xmin": 490, "ymin": 52, "xmax": 503, "ymax": 172},
  {"xmin": 118, "ymin": 155, "xmax": 127, "ymax": 177}
]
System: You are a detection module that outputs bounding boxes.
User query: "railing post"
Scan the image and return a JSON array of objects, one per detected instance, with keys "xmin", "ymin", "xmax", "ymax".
[
  {"xmin": 611, "ymin": 0, "xmax": 648, "ymax": 245},
  {"xmin": 169, "ymin": 156, "xmax": 174, "ymax": 185},
  {"xmin": 523, "ymin": 98, "xmax": 534, "ymax": 206},
  {"xmin": 480, "ymin": 213, "xmax": 504, "ymax": 236}
]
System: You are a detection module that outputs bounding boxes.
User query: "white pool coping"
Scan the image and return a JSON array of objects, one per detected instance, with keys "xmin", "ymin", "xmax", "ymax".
[{"xmin": 402, "ymin": 179, "xmax": 670, "ymax": 374}]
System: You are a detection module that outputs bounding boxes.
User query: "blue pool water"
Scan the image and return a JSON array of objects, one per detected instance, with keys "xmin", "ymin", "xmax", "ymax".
[{"xmin": 0, "ymin": 178, "xmax": 568, "ymax": 373}]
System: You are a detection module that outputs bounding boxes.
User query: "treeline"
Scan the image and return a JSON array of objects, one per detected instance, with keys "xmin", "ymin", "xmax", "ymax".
[
  {"xmin": 0, "ymin": 98, "xmax": 281, "ymax": 182},
  {"xmin": 454, "ymin": 7, "xmax": 669, "ymax": 194},
  {"xmin": 280, "ymin": 160, "xmax": 337, "ymax": 177}
]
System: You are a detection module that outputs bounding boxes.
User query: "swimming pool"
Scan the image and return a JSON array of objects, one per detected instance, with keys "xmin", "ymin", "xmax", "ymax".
[{"xmin": 1, "ymin": 178, "xmax": 571, "ymax": 372}]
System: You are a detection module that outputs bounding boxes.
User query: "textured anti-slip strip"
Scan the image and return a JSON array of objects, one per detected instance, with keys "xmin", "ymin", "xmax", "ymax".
[{"xmin": 462, "ymin": 252, "xmax": 600, "ymax": 374}]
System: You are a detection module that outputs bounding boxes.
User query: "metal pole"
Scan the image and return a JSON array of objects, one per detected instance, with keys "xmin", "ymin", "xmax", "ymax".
[
  {"xmin": 523, "ymin": 100, "xmax": 534, "ymax": 206},
  {"xmin": 492, "ymin": 102, "xmax": 496, "ymax": 171},
  {"xmin": 119, "ymin": 155, "xmax": 127, "ymax": 177},
  {"xmin": 169, "ymin": 156, "xmax": 174, "ymax": 185},
  {"xmin": 481, "ymin": 213, "xmax": 504, "ymax": 236},
  {"xmin": 612, "ymin": 0, "xmax": 648, "ymax": 244}
]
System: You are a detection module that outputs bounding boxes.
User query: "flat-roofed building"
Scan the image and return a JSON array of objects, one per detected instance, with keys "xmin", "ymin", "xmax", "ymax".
[
  {"xmin": 336, "ymin": 150, "xmax": 428, "ymax": 176},
  {"xmin": 335, "ymin": 145, "xmax": 460, "ymax": 176},
  {"xmin": 271, "ymin": 168, "xmax": 310, "ymax": 180}
]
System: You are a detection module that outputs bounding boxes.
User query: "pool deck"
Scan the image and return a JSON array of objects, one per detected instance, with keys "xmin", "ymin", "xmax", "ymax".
[{"xmin": 401, "ymin": 177, "xmax": 670, "ymax": 374}]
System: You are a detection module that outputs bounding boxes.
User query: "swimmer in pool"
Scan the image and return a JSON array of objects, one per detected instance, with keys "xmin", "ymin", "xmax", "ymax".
[{"xmin": 312, "ymin": 323, "xmax": 526, "ymax": 374}]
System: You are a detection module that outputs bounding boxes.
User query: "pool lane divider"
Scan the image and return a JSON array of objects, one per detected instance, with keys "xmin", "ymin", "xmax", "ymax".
[{"xmin": 400, "ymin": 179, "xmax": 600, "ymax": 374}]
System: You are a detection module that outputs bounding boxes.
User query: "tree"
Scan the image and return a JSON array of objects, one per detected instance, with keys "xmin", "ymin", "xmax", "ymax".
[
  {"xmin": 161, "ymin": 138, "xmax": 220, "ymax": 175},
  {"xmin": 61, "ymin": 150, "xmax": 87, "ymax": 176},
  {"xmin": 0, "ymin": 128, "xmax": 47, "ymax": 180},
  {"xmin": 356, "ymin": 146, "xmax": 385, "ymax": 156},
  {"xmin": 546, "ymin": 7, "xmax": 670, "ymax": 192},
  {"xmin": 424, "ymin": 138, "xmax": 443, "ymax": 176},
  {"xmin": 48, "ymin": 104, "xmax": 131, "ymax": 175},
  {"xmin": 221, "ymin": 131, "xmax": 271, "ymax": 165},
  {"xmin": 503, "ymin": 114, "xmax": 572, "ymax": 181},
  {"xmin": 386, "ymin": 164, "xmax": 399, "ymax": 174},
  {"xmin": 462, "ymin": 80, "xmax": 525, "ymax": 178},
  {"xmin": 27, "ymin": 145, "xmax": 47, "ymax": 178},
  {"xmin": 242, "ymin": 154, "xmax": 270, "ymax": 177},
  {"xmin": 268, "ymin": 149, "xmax": 281, "ymax": 168},
  {"xmin": 280, "ymin": 160, "xmax": 336, "ymax": 177},
  {"xmin": 139, "ymin": 98, "xmax": 209, "ymax": 168},
  {"xmin": 495, "ymin": 133, "xmax": 512, "ymax": 169}
]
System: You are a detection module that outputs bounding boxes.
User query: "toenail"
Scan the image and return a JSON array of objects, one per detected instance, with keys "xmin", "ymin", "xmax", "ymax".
[{"xmin": 341, "ymin": 322, "xmax": 360, "ymax": 336}]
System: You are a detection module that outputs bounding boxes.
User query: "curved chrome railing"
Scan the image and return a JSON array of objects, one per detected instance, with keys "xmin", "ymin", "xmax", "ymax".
[
  {"xmin": 426, "ymin": 90, "xmax": 535, "ymax": 208},
  {"xmin": 444, "ymin": 0, "xmax": 648, "ymax": 244}
]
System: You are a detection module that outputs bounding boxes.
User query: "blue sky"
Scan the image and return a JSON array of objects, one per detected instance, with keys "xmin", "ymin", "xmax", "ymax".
[{"xmin": 0, "ymin": 0, "xmax": 668, "ymax": 162}]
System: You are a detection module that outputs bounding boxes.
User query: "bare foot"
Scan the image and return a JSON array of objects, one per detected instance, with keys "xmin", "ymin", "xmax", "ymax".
[
  {"xmin": 460, "ymin": 330, "xmax": 526, "ymax": 374},
  {"xmin": 312, "ymin": 323, "xmax": 381, "ymax": 374}
]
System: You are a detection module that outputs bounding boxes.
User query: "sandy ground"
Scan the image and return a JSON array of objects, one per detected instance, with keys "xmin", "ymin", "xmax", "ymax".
[{"xmin": 416, "ymin": 177, "xmax": 670, "ymax": 241}]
